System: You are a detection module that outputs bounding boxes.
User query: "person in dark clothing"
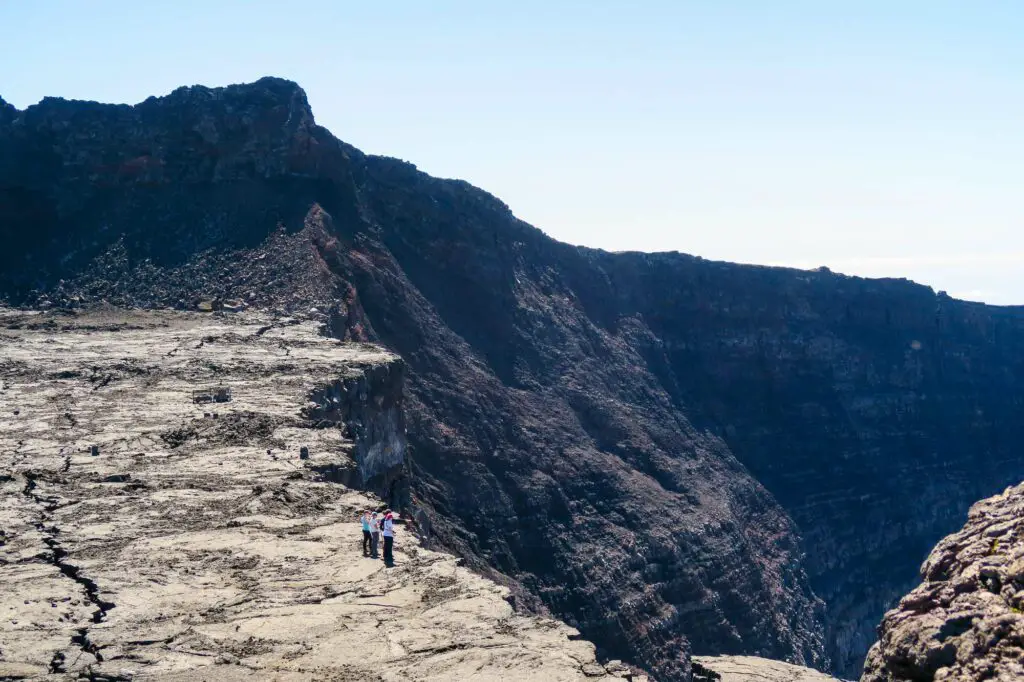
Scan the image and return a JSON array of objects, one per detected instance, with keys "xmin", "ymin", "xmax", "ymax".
[
  {"xmin": 360, "ymin": 511, "xmax": 372, "ymax": 556},
  {"xmin": 381, "ymin": 510, "xmax": 395, "ymax": 565}
]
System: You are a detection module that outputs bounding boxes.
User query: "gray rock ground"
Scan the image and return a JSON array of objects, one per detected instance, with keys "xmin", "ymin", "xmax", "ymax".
[
  {"xmin": 0, "ymin": 308, "xmax": 631, "ymax": 681},
  {"xmin": 694, "ymin": 655, "xmax": 844, "ymax": 682}
]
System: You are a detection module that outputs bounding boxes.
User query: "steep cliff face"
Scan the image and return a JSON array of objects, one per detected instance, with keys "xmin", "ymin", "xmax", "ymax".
[
  {"xmin": 3, "ymin": 78, "xmax": 1024, "ymax": 679},
  {"xmin": 304, "ymin": 360, "xmax": 408, "ymax": 492},
  {"xmin": 585, "ymin": 254, "xmax": 1024, "ymax": 674},
  {"xmin": 861, "ymin": 482, "xmax": 1024, "ymax": 682}
]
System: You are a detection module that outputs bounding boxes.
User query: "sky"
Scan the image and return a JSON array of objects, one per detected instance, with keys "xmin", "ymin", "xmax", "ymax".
[{"xmin": 2, "ymin": 1, "xmax": 1022, "ymax": 304}]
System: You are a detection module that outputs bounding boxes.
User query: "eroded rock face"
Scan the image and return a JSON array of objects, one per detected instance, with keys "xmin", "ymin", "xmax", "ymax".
[
  {"xmin": 861, "ymin": 482, "xmax": 1024, "ymax": 682},
  {"xmin": 0, "ymin": 308, "xmax": 628, "ymax": 681},
  {"xmin": 304, "ymin": 358, "xmax": 408, "ymax": 500}
]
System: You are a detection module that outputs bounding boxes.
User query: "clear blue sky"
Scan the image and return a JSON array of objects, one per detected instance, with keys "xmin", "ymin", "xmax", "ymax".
[{"xmin": 2, "ymin": 1, "xmax": 1022, "ymax": 304}]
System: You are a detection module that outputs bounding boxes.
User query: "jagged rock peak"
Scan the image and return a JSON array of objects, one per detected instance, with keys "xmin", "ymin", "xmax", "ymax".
[
  {"xmin": 0, "ymin": 77, "xmax": 335, "ymax": 190},
  {"xmin": 7, "ymin": 76, "xmax": 312, "ymax": 122},
  {"xmin": 3, "ymin": 77, "xmax": 317, "ymax": 166},
  {"xmin": 0, "ymin": 95, "xmax": 16, "ymax": 124},
  {"xmin": 144, "ymin": 76, "xmax": 314, "ymax": 121},
  {"xmin": 861, "ymin": 481, "xmax": 1024, "ymax": 682}
]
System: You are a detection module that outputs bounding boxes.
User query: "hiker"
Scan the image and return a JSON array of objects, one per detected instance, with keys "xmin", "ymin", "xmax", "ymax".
[
  {"xmin": 360, "ymin": 511, "xmax": 372, "ymax": 556},
  {"xmin": 381, "ymin": 509, "xmax": 395, "ymax": 564},
  {"xmin": 369, "ymin": 512, "xmax": 381, "ymax": 558}
]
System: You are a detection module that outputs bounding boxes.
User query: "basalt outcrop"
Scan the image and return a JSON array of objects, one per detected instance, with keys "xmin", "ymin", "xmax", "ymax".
[
  {"xmin": 861, "ymin": 482, "xmax": 1024, "ymax": 682},
  {"xmin": 4, "ymin": 78, "xmax": 1024, "ymax": 680}
]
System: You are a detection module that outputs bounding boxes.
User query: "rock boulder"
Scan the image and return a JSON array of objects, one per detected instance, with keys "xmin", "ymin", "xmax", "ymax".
[{"xmin": 862, "ymin": 482, "xmax": 1024, "ymax": 681}]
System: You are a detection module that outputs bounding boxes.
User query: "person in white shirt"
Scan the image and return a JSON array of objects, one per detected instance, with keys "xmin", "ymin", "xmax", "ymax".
[
  {"xmin": 369, "ymin": 512, "xmax": 381, "ymax": 558},
  {"xmin": 381, "ymin": 510, "xmax": 395, "ymax": 565}
]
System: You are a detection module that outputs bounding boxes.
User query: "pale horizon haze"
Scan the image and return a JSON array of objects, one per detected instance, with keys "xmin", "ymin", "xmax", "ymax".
[{"xmin": 2, "ymin": 1, "xmax": 1022, "ymax": 304}]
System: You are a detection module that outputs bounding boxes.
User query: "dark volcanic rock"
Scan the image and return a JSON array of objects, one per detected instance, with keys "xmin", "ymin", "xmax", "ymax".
[
  {"xmin": 0, "ymin": 77, "xmax": 362, "ymax": 302},
  {"xmin": 861, "ymin": 482, "xmax": 1024, "ymax": 682},
  {"xmin": 586, "ymin": 254, "xmax": 1024, "ymax": 675},
  {"xmin": 4, "ymin": 78, "xmax": 1024, "ymax": 679}
]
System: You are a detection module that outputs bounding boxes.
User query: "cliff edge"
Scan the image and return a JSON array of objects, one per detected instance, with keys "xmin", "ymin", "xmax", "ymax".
[{"xmin": 0, "ymin": 308, "xmax": 630, "ymax": 681}]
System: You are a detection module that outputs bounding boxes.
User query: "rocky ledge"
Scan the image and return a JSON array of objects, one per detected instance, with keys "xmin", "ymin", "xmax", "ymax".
[
  {"xmin": 861, "ymin": 482, "xmax": 1024, "ymax": 682},
  {"xmin": 0, "ymin": 308, "xmax": 631, "ymax": 681},
  {"xmin": 694, "ymin": 656, "xmax": 844, "ymax": 682}
]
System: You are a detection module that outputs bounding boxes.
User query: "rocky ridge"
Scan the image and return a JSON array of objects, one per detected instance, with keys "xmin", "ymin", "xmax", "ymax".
[
  {"xmin": 861, "ymin": 482, "xmax": 1024, "ymax": 682},
  {"xmin": 0, "ymin": 79, "xmax": 828, "ymax": 681},
  {"xmin": 0, "ymin": 307, "xmax": 631, "ymax": 681},
  {"xmin": 4, "ymin": 77, "xmax": 1024, "ymax": 679}
]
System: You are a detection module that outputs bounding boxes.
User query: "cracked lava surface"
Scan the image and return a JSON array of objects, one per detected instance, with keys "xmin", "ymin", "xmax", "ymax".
[{"xmin": 0, "ymin": 308, "xmax": 627, "ymax": 681}]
